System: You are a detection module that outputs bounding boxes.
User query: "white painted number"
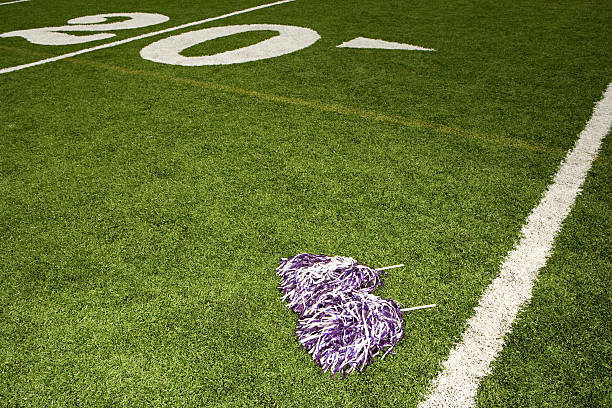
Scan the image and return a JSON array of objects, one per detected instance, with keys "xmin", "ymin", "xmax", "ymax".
[
  {"xmin": 140, "ymin": 24, "xmax": 320, "ymax": 66},
  {"xmin": 0, "ymin": 13, "xmax": 169, "ymax": 45},
  {"xmin": 0, "ymin": 4, "xmax": 433, "ymax": 74}
]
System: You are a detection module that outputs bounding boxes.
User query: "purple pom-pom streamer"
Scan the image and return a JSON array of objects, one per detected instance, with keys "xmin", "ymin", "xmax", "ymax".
[
  {"xmin": 296, "ymin": 290, "xmax": 404, "ymax": 378},
  {"xmin": 276, "ymin": 253, "xmax": 385, "ymax": 315}
]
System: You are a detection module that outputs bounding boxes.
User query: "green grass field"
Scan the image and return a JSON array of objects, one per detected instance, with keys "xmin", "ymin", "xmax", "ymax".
[{"xmin": 0, "ymin": 0, "xmax": 610, "ymax": 406}]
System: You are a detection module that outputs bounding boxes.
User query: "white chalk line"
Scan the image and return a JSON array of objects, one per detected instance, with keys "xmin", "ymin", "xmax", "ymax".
[
  {"xmin": 0, "ymin": 0, "xmax": 295, "ymax": 74},
  {"xmin": 0, "ymin": 0, "xmax": 30, "ymax": 6},
  {"xmin": 418, "ymin": 82, "xmax": 612, "ymax": 408}
]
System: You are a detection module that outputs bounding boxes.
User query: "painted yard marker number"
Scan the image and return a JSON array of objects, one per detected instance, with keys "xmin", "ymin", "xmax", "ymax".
[
  {"xmin": 140, "ymin": 24, "xmax": 320, "ymax": 66},
  {"xmin": 1, "ymin": 13, "xmax": 170, "ymax": 45},
  {"xmin": 0, "ymin": 1, "xmax": 434, "ymax": 74}
]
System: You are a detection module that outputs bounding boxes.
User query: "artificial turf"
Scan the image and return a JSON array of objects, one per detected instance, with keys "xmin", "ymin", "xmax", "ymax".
[
  {"xmin": 475, "ymin": 140, "xmax": 612, "ymax": 408},
  {"xmin": 0, "ymin": 0, "xmax": 610, "ymax": 406}
]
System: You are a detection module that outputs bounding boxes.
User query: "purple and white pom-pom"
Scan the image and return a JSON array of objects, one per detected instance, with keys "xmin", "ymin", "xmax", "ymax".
[
  {"xmin": 296, "ymin": 290, "xmax": 404, "ymax": 377},
  {"xmin": 276, "ymin": 253, "xmax": 385, "ymax": 315}
]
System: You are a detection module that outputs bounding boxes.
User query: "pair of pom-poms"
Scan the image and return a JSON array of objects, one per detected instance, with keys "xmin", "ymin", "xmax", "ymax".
[{"xmin": 277, "ymin": 253, "xmax": 435, "ymax": 377}]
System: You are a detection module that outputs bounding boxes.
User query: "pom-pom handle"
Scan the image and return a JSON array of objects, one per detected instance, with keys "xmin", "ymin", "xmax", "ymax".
[{"xmin": 400, "ymin": 304, "xmax": 437, "ymax": 312}]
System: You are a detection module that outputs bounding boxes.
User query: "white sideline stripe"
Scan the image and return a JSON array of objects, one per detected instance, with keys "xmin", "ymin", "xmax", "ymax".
[
  {"xmin": 418, "ymin": 82, "xmax": 612, "ymax": 408},
  {"xmin": 0, "ymin": 0, "xmax": 30, "ymax": 6},
  {"xmin": 0, "ymin": 0, "xmax": 295, "ymax": 74}
]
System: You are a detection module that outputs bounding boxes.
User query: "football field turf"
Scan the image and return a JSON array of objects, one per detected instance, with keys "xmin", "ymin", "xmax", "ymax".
[{"xmin": 1, "ymin": 0, "xmax": 610, "ymax": 406}]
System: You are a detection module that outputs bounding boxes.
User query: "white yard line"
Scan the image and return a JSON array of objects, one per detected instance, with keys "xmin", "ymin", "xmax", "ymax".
[
  {"xmin": 418, "ymin": 82, "xmax": 612, "ymax": 408},
  {"xmin": 0, "ymin": 0, "xmax": 30, "ymax": 6},
  {"xmin": 0, "ymin": 0, "xmax": 295, "ymax": 74}
]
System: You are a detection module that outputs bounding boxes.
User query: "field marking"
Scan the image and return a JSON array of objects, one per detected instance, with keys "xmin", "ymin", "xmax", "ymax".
[
  {"xmin": 140, "ymin": 24, "xmax": 320, "ymax": 66},
  {"xmin": 0, "ymin": 13, "xmax": 170, "ymax": 46},
  {"xmin": 0, "ymin": 44, "xmax": 571, "ymax": 157},
  {"xmin": 418, "ymin": 82, "xmax": 612, "ymax": 408},
  {"xmin": 337, "ymin": 37, "xmax": 435, "ymax": 51},
  {"xmin": 0, "ymin": 0, "xmax": 30, "ymax": 6},
  {"xmin": 0, "ymin": 0, "xmax": 295, "ymax": 74}
]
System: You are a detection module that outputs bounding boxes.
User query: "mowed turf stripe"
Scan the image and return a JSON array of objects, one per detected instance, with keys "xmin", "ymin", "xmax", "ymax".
[
  {"xmin": 419, "ymin": 82, "xmax": 612, "ymax": 408},
  {"xmin": 0, "ymin": 44, "xmax": 567, "ymax": 158},
  {"xmin": 0, "ymin": 0, "xmax": 295, "ymax": 74}
]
